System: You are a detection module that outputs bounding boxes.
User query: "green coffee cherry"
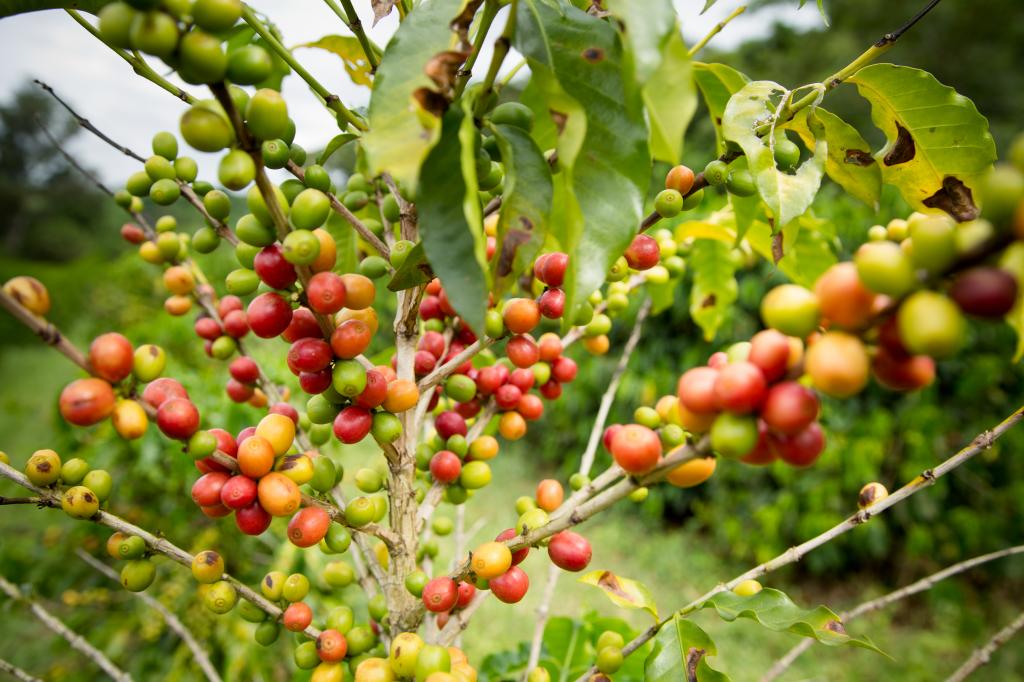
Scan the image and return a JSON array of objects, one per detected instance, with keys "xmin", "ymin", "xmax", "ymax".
[
  {"xmin": 204, "ymin": 580, "xmax": 238, "ymax": 614},
  {"xmin": 121, "ymin": 559, "xmax": 156, "ymax": 592},
  {"xmin": 654, "ymin": 189, "xmax": 683, "ymax": 218}
]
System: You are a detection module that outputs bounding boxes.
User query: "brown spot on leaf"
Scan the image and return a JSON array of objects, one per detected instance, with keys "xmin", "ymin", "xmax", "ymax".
[
  {"xmin": 686, "ymin": 647, "xmax": 707, "ymax": 682},
  {"xmin": 497, "ymin": 218, "xmax": 535, "ymax": 277},
  {"xmin": 424, "ymin": 50, "xmax": 470, "ymax": 92},
  {"xmin": 700, "ymin": 294, "xmax": 717, "ymax": 309},
  {"xmin": 596, "ymin": 571, "xmax": 634, "ymax": 602},
  {"xmin": 845, "ymin": 149, "xmax": 875, "ymax": 167},
  {"xmin": 450, "ymin": 0, "xmax": 485, "ymax": 49},
  {"xmin": 771, "ymin": 232, "xmax": 784, "ymax": 265},
  {"xmin": 413, "ymin": 88, "xmax": 449, "ymax": 119},
  {"xmin": 550, "ymin": 110, "xmax": 568, "ymax": 135},
  {"xmin": 825, "ymin": 619, "xmax": 847, "ymax": 635},
  {"xmin": 581, "ymin": 47, "xmax": 605, "ymax": 63},
  {"xmin": 922, "ymin": 176, "xmax": 980, "ymax": 222},
  {"xmin": 883, "ymin": 123, "xmax": 915, "ymax": 166}
]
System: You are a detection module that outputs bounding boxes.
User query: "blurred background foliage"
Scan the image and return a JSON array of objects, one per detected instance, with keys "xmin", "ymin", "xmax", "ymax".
[{"xmin": 2, "ymin": 0, "xmax": 1024, "ymax": 679}]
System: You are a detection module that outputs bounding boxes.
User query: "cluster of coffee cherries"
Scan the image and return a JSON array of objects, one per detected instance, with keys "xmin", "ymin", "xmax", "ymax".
[
  {"xmin": 762, "ymin": 210, "xmax": 1019, "ymax": 403},
  {"xmin": 17, "ymin": 448, "xmax": 114, "ymax": 522}
]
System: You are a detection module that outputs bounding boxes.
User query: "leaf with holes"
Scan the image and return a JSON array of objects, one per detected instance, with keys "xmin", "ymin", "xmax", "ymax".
[
  {"xmin": 514, "ymin": 0, "xmax": 650, "ymax": 330},
  {"xmin": 645, "ymin": 616, "xmax": 730, "ymax": 682},
  {"xmin": 0, "ymin": 0, "xmax": 107, "ymax": 17},
  {"xmin": 999, "ymin": 242, "xmax": 1024, "ymax": 362},
  {"xmin": 723, "ymin": 83, "xmax": 827, "ymax": 227},
  {"xmin": 847, "ymin": 64, "xmax": 996, "ymax": 222},
  {"xmin": 693, "ymin": 62, "xmax": 750, "ymax": 154},
  {"xmin": 690, "ymin": 239, "xmax": 738, "ymax": 342},
  {"xmin": 702, "ymin": 588, "xmax": 885, "ymax": 653},
  {"xmin": 363, "ymin": 0, "xmax": 463, "ymax": 191},
  {"xmin": 490, "ymin": 123, "xmax": 552, "ymax": 297},
  {"xmin": 578, "ymin": 570, "xmax": 658, "ymax": 620},
  {"xmin": 787, "ymin": 107, "xmax": 881, "ymax": 208},
  {"xmin": 296, "ymin": 36, "xmax": 374, "ymax": 88},
  {"xmin": 416, "ymin": 104, "xmax": 489, "ymax": 333}
]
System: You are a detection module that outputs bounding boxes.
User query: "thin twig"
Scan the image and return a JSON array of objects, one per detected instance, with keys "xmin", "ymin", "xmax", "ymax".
[
  {"xmin": 762, "ymin": 544, "xmax": 1024, "ymax": 681},
  {"xmin": 75, "ymin": 549, "xmax": 223, "ymax": 682},
  {"xmin": 0, "ymin": 461, "xmax": 322, "ymax": 641},
  {"xmin": 945, "ymin": 609, "xmax": 1024, "ymax": 682},
  {"xmin": 573, "ymin": 405, "xmax": 1024, "ymax": 681},
  {"xmin": 323, "ymin": 0, "xmax": 380, "ymax": 72},
  {"xmin": 0, "ymin": 575, "xmax": 132, "ymax": 682},
  {"xmin": 0, "ymin": 290, "xmax": 92, "ymax": 373},
  {"xmin": 523, "ymin": 299, "xmax": 651, "ymax": 678},
  {"xmin": 687, "ymin": 5, "xmax": 747, "ymax": 57},
  {"xmin": 0, "ymin": 657, "xmax": 43, "ymax": 682}
]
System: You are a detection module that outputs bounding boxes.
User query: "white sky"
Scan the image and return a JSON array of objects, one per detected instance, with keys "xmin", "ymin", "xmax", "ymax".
[{"xmin": 0, "ymin": 1, "xmax": 821, "ymax": 183}]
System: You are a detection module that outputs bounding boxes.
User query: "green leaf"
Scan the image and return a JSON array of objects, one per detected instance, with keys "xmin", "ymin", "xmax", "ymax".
[
  {"xmin": 0, "ymin": 0, "xmax": 108, "ymax": 17},
  {"xmin": 746, "ymin": 214, "xmax": 837, "ymax": 287},
  {"xmin": 847, "ymin": 64, "xmax": 997, "ymax": 222},
  {"xmin": 648, "ymin": 280, "xmax": 676, "ymax": 315},
  {"xmin": 727, "ymin": 157, "xmax": 765, "ymax": 243},
  {"xmin": 798, "ymin": 0, "xmax": 830, "ymax": 26},
  {"xmin": 701, "ymin": 588, "xmax": 885, "ymax": 653},
  {"xmin": 702, "ymin": 0, "xmax": 719, "ymax": 12},
  {"xmin": 578, "ymin": 570, "xmax": 658, "ymax": 619},
  {"xmin": 295, "ymin": 35, "xmax": 374, "ymax": 88},
  {"xmin": 538, "ymin": 617, "xmax": 591, "ymax": 680},
  {"xmin": 643, "ymin": 28, "xmax": 697, "ymax": 165},
  {"xmin": 689, "ymin": 239, "xmax": 738, "ymax": 341},
  {"xmin": 416, "ymin": 105, "xmax": 489, "ymax": 333},
  {"xmin": 489, "ymin": 123, "xmax": 552, "ymax": 296},
  {"xmin": 645, "ymin": 616, "xmax": 730, "ymax": 682},
  {"xmin": 363, "ymin": 0, "xmax": 463, "ymax": 191},
  {"xmin": 515, "ymin": 0, "xmax": 650, "ymax": 326},
  {"xmin": 786, "ymin": 107, "xmax": 881, "ymax": 208},
  {"xmin": 317, "ymin": 133, "xmax": 358, "ymax": 166},
  {"xmin": 999, "ymin": 242, "xmax": 1024, "ymax": 362},
  {"xmin": 723, "ymin": 84, "xmax": 827, "ymax": 226},
  {"xmin": 386, "ymin": 242, "xmax": 433, "ymax": 292},
  {"xmin": 603, "ymin": 0, "xmax": 676, "ymax": 82},
  {"xmin": 325, "ymin": 211, "xmax": 358, "ymax": 275},
  {"xmin": 693, "ymin": 62, "xmax": 750, "ymax": 154}
]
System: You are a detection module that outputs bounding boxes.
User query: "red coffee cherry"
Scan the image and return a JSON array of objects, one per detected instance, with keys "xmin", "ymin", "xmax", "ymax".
[
  {"xmin": 624, "ymin": 234, "xmax": 660, "ymax": 270},
  {"xmin": 247, "ymin": 292, "xmax": 293, "ymax": 338},
  {"xmin": 306, "ymin": 271, "xmax": 347, "ymax": 314},
  {"xmin": 422, "ymin": 577, "xmax": 458, "ymax": 612},
  {"xmin": 547, "ymin": 531, "xmax": 592, "ymax": 572}
]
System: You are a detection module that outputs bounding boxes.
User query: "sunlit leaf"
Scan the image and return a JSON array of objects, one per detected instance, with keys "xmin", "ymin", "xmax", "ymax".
[
  {"xmin": 847, "ymin": 64, "xmax": 996, "ymax": 221},
  {"xmin": 578, "ymin": 570, "xmax": 659, "ymax": 619},
  {"xmin": 746, "ymin": 214, "xmax": 837, "ymax": 287},
  {"xmin": 701, "ymin": 587, "xmax": 885, "ymax": 653},
  {"xmin": 689, "ymin": 239, "xmax": 738, "ymax": 341},
  {"xmin": 643, "ymin": 28, "xmax": 697, "ymax": 164},
  {"xmin": 645, "ymin": 616, "xmax": 730, "ymax": 682},
  {"xmin": 786, "ymin": 107, "xmax": 881, "ymax": 208},
  {"xmin": 693, "ymin": 62, "xmax": 750, "ymax": 154},
  {"xmin": 363, "ymin": 0, "xmax": 463, "ymax": 191},
  {"xmin": 723, "ymin": 83, "xmax": 827, "ymax": 226},
  {"xmin": 296, "ymin": 35, "xmax": 374, "ymax": 88}
]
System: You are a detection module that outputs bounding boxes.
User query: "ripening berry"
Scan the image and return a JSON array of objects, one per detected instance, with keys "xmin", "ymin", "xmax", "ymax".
[
  {"xmin": 88, "ymin": 333, "xmax": 134, "ymax": 383},
  {"xmin": 191, "ymin": 550, "xmax": 225, "ymax": 584},
  {"xmin": 61, "ymin": 485, "xmax": 99, "ymax": 519},
  {"xmin": 283, "ymin": 601, "xmax": 313, "ymax": 632},
  {"xmin": 60, "ymin": 378, "xmax": 116, "ymax": 426},
  {"xmin": 760, "ymin": 284, "xmax": 820, "ymax": 338},
  {"xmin": 257, "ymin": 472, "xmax": 301, "ymax": 516},
  {"xmin": 547, "ymin": 531, "xmax": 591, "ymax": 572},
  {"xmin": 288, "ymin": 507, "xmax": 332, "ymax": 548},
  {"xmin": 609, "ymin": 424, "xmax": 662, "ymax": 474},
  {"xmin": 805, "ymin": 332, "xmax": 869, "ymax": 398},
  {"xmin": 535, "ymin": 479, "xmax": 564, "ymax": 512},
  {"xmin": 665, "ymin": 455, "xmax": 717, "ymax": 488},
  {"xmin": 471, "ymin": 542, "xmax": 512, "ymax": 579},
  {"xmin": 489, "ymin": 565, "xmax": 529, "ymax": 603},
  {"xmin": 665, "ymin": 164, "xmax": 696, "ymax": 194},
  {"xmin": 732, "ymin": 579, "xmax": 763, "ymax": 597},
  {"xmin": 503, "ymin": 298, "xmax": 541, "ymax": 334},
  {"xmin": 422, "ymin": 577, "xmax": 458, "ymax": 613},
  {"xmin": 814, "ymin": 263, "xmax": 876, "ymax": 330}
]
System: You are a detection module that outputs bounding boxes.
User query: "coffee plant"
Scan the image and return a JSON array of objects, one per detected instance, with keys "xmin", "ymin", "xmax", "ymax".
[{"xmin": 2, "ymin": 0, "xmax": 1024, "ymax": 680}]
